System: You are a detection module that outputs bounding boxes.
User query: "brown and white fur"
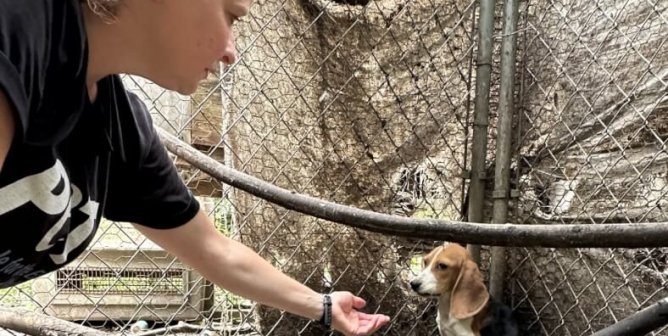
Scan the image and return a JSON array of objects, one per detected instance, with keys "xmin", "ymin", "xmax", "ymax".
[{"xmin": 410, "ymin": 243, "xmax": 518, "ymax": 336}]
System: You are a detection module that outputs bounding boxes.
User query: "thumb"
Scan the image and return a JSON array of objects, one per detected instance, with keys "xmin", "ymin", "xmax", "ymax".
[{"xmin": 352, "ymin": 296, "xmax": 366, "ymax": 310}]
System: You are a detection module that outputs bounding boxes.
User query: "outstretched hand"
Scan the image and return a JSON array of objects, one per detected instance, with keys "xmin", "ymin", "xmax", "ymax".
[{"xmin": 330, "ymin": 291, "xmax": 391, "ymax": 336}]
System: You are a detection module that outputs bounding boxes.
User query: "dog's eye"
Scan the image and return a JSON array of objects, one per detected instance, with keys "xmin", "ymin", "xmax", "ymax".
[{"xmin": 436, "ymin": 263, "xmax": 448, "ymax": 270}]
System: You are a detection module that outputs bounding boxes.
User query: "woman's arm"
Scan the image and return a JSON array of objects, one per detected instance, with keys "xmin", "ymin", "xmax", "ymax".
[
  {"xmin": 134, "ymin": 210, "xmax": 324, "ymax": 319},
  {"xmin": 133, "ymin": 210, "xmax": 389, "ymax": 335},
  {"xmin": 0, "ymin": 90, "xmax": 15, "ymax": 173}
]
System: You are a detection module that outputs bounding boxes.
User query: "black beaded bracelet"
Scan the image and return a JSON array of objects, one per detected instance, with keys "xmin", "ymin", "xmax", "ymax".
[{"xmin": 319, "ymin": 294, "xmax": 332, "ymax": 330}]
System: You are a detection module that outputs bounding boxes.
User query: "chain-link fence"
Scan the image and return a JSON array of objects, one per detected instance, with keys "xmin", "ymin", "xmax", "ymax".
[
  {"xmin": 1, "ymin": 0, "xmax": 666, "ymax": 335},
  {"xmin": 508, "ymin": 0, "xmax": 668, "ymax": 335}
]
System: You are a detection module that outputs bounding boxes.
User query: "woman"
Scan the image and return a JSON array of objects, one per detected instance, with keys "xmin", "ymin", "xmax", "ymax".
[{"xmin": 0, "ymin": 0, "xmax": 390, "ymax": 335}]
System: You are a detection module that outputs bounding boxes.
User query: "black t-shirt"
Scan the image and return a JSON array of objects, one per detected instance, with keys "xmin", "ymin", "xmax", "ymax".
[{"xmin": 0, "ymin": 0, "xmax": 200, "ymax": 287}]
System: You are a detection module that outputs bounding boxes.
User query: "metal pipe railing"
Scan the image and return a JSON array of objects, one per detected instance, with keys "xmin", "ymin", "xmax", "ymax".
[{"xmin": 592, "ymin": 297, "xmax": 668, "ymax": 336}]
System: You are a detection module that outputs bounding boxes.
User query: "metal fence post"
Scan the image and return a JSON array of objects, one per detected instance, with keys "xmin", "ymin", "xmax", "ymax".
[
  {"xmin": 489, "ymin": 0, "xmax": 520, "ymax": 299},
  {"xmin": 467, "ymin": 0, "xmax": 496, "ymax": 264}
]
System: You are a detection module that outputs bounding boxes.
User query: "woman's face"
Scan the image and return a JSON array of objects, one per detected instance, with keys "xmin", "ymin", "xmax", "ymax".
[{"xmin": 125, "ymin": 0, "xmax": 252, "ymax": 94}]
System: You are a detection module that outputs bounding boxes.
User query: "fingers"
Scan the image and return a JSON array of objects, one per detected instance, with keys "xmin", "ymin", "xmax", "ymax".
[
  {"xmin": 355, "ymin": 314, "xmax": 391, "ymax": 335},
  {"xmin": 332, "ymin": 292, "xmax": 390, "ymax": 336}
]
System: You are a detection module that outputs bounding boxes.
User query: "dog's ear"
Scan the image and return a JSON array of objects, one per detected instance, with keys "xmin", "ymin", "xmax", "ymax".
[{"xmin": 450, "ymin": 259, "xmax": 489, "ymax": 319}]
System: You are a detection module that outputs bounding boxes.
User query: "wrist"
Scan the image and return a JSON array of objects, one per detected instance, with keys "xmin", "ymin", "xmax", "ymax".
[
  {"xmin": 318, "ymin": 293, "xmax": 332, "ymax": 330},
  {"xmin": 305, "ymin": 293, "xmax": 325, "ymax": 321}
]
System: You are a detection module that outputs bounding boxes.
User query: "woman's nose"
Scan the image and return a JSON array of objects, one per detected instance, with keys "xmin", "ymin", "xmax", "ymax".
[{"xmin": 220, "ymin": 37, "xmax": 237, "ymax": 65}]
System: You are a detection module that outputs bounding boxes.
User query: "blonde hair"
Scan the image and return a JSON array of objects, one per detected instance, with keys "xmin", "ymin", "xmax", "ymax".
[{"xmin": 83, "ymin": 0, "xmax": 120, "ymax": 21}]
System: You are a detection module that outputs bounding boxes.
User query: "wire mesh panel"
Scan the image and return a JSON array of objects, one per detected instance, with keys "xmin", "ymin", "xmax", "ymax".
[
  {"xmin": 56, "ymin": 268, "xmax": 186, "ymax": 295},
  {"xmin": 223, "ymin": 0, "xmax": 475, "ymax": 334},
  {"xmin": 510, "ymin": 0, "xmax": 668, "ymax": 335}
]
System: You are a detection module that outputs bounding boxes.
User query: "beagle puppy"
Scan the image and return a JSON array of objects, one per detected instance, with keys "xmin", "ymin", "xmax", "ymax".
[{"xmin": 410, "ymin": 243, "xmax": 518, "ymax": 336}]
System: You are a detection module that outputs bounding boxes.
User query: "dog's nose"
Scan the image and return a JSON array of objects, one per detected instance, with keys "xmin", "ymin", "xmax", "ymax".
[{"xmin": 410, "ymin": 280, "xmax": 421, "ymax": 291}]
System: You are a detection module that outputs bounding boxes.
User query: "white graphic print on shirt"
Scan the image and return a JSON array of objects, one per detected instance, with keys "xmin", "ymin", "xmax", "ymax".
[{"xmin": 0, "ymin": 159, "xmax": 99, "ymax": 265}]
